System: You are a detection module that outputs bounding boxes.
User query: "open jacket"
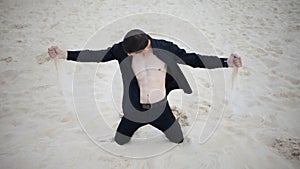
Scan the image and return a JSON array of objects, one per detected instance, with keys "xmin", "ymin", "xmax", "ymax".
[{"xmin": 67, "ymin": 36, "xmax": 228, "ymax": 114}]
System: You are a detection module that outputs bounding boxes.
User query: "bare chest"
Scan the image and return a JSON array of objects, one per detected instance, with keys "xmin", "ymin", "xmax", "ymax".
[{"xmin": 131, "ymin": 54, "xmax": 166, "ymax": 75}]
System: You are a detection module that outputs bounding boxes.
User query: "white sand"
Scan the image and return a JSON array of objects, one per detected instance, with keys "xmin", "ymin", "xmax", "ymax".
[{"xmin": 1, "ymin": 0, "xmax": 300, "ymax": 168}]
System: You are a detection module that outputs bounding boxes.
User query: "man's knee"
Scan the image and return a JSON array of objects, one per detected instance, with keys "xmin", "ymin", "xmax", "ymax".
[
  {"xmin": 167, "ymin": 135, "xmax": 184, "ymax": 144},
  {"xmin": 164, "ymin": 121, "xmax": 184, "ymax": 144},
  {"xmin": 114, "ymin": 132, "xmax": 131, "ymax": 145}
]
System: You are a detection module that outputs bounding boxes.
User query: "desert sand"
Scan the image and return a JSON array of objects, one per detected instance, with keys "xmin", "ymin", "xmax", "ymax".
[{"xmin": 0, "ymin": 0, "xmax": 300, "ymax": 168}]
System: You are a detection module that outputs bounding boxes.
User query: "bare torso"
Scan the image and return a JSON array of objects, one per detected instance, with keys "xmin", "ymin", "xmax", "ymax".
[{"xmin": 131, "ymin": 49, "xmax": 167, "ymax": 104}]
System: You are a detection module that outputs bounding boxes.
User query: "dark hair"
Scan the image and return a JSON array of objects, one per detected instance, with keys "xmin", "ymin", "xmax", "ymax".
[{"xmin": 122, "ymin": 29, "xmax": 149, "ymax": 53}]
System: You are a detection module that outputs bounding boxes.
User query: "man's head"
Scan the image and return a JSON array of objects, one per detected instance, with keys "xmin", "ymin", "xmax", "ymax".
[{"xmin": 122, "ymin": 29, "xmax": 150, "ymax": 55}]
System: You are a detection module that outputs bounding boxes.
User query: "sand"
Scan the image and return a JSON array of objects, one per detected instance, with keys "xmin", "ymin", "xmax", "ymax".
[{"xmin": 0, "ymin": 0, "xmax": 300, "ymax": 168}]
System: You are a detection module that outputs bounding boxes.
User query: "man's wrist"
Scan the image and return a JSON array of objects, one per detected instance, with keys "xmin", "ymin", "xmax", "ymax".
[
  {"xmin": 64, "ymin": 51, "xmax": 67, "ymax": 59},
  {"xmin": 220, "ymin": 58, "xmax": 229, "ymax": 67}
]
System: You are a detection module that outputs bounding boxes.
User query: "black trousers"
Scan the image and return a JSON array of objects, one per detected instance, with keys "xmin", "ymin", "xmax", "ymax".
[{"xmin": 115, "ymin": 100, "xmax": 184, "ymax": 145}]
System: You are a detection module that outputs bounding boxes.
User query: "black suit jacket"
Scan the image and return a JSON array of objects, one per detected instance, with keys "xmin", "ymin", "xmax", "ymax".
[{"xmin": 67, "ymin": 36, "xmax": 228, "ymax": 115}]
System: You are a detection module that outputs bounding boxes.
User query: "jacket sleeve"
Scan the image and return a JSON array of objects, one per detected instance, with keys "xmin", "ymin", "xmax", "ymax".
[
  {"xmin": 67, "ymin": 47, "xmax": 115, "ymax": 63},
  {"xmin": 166, "ymin": 41, "xmax": 228, "ymax": 69}
]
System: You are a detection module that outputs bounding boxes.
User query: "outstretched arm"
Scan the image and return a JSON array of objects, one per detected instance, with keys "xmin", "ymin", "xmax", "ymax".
[
  {"xmin": 48, "ymin": 46, "xmax": 115, "ymax": 63},
  {"xmin": 165, "ymin": 41, "xmax": 242, "ymax": 69}
]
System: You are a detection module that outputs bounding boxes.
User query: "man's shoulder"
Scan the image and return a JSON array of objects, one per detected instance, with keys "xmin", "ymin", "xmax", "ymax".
[
  {"xmin": 151, "ymin": 38, "xmax": 174, "ymax": 49},
  {"xmin": 111, "ymin": 41, "xmax": 123, "ymax": 49},
  {"xmin": 109, "ymin": 41, "xmax": 126, "ymax": 56},
  {"xmin": 150, "ymin": 38, "xmax": 183, "ymax": 57}
]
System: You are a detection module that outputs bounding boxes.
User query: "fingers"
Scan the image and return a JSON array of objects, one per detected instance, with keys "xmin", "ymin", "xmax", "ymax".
[
  {"xmin": 48, "ymin": 48, "xmax": 54, "ymax": 57},
  {"xmin": 231, "ymin": 53, "xmax": 240, "ymax": 59},
  {"xmin": 48, "ymin": 46, "xmax": 58, "ymax": 58},
  {"xmin": 238, "ymin": 57, "xmax": 243, "ymax": 67},
  {"xmin": 53, "ymin": 46, "xmax": 60, "ymax": 52},
  {"xmin": 48, "ymin": 46, "xmax": 59, "ymax": 52},
  {"xmin": 233, "ymin": 58, "xmax": 241, "ymax": 67},
  {"xmin": 230, "ymin": 53, "xmax": 242, "ymax": 67},
  {"xmin": 48, "ymin": 45, "xmax": 67, "ymax": 59},
  {"xmin": 233, "ymin": 57, "xmax": 242, "ymax": 67}
]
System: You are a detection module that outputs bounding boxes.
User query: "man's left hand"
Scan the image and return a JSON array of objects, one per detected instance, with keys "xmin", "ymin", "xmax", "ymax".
[{"xmin": 228, "ymin": 53, "xmax": 242, "ymax": 68}]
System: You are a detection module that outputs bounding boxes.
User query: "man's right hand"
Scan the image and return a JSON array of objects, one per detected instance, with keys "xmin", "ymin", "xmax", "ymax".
[
  {"xmin": 228, "ymin": 53, "xmax": 242, "ymax": 68},
  {"xmin": 48, "ymin": 46, "xmax": 67, "ymax": 59}
]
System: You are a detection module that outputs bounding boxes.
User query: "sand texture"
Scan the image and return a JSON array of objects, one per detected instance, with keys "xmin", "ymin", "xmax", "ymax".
[{"xmin": 0, "ymin": 0, "xmax": 299, "ymax": 168}]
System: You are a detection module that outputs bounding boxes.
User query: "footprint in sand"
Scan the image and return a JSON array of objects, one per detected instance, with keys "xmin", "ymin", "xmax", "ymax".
[
  {"xmin": 13, "ymin": 23, "xmax": 31, "ymax": 29},
  {"xmin": 0, "ymin": 57, "xmax": 14, "ymax": 63}
]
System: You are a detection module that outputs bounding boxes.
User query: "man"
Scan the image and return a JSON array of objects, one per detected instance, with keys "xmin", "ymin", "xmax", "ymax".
[{"xmin": 48, "ymin": 29, "xmax": 242, "ymax": 145}]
